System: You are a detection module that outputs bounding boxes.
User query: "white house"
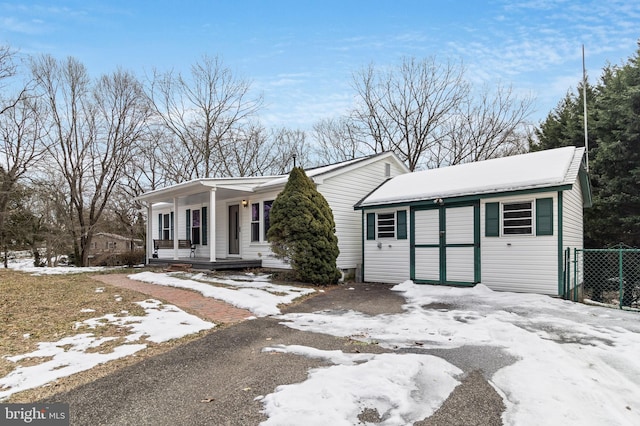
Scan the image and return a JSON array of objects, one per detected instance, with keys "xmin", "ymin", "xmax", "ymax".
[
  {"xmin": 137, "ymin": 152, "xmax": 410, "ymax": 272},
  {"xmin": 355, "ymin": 146, "xmax": 591, "ymax": 296}
]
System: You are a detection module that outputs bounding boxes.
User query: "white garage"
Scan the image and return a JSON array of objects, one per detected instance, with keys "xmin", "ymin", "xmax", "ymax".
[{"xmin": 356, "ymin": 146, "xmax": 591, "ymax": 296}]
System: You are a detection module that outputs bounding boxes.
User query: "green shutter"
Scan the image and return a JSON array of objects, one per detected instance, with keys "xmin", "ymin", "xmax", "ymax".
[
  {"xmin": 170, "ymin": 211, "xmax": 174, "ymax": 240},
  {"xmin": 397, "ymin": 210, "xmax": 407, "ymax": 239},
  {"xmin": 202, "ymin": 206, "xmax": 208, "ymax": 245},
  {"xmin": 485, "ymin": 202, "xmax": 499, "ymax": 237},
  {"xmin": 366, "ymin": 213, "xmax": 375, "ymax": 240},
  {"xmin": 158, "ymin": 214, "xmax": 162, "ymax": 239},
  {"xmin": 536, "ymin": 198, "xmax": 553, "ymax": 236},
  {"xmin": 185, "ymin": 209, "xmax": 191, "ymax": 242}
]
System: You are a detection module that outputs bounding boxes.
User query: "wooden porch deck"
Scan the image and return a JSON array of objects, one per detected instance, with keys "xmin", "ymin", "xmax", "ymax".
[{"xmin": 148, "ymin": 257, "xmax": 262, "ymax": 271}]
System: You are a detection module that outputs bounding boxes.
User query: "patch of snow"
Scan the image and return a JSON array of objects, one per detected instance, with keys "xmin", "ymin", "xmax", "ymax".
[{"xmin": 261, "ymin": 345, "xmax": 462, "ymax": 426}]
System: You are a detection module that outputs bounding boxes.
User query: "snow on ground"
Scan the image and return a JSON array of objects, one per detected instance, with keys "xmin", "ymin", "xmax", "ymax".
[
  {"xmin": 270, "ymin": 281, "xmax": 640, "ymax": 426},
  {"xmin": 0, "ymin": 299, "xmax": 214, "ymax": 400},
  {"xmin": 259, "ymin": 346, "xmax": 462, "ymax": 426},
  {"xmin": 4, "ymin": 263, "xmax": 640, "ymax": 424},
  {"xmin": 128, "ymin": 271, "xmax": 315, "ymax": 316},
  {"xmin": 6, "ymin": 258, "xmax": 107, "ymax": 275}
]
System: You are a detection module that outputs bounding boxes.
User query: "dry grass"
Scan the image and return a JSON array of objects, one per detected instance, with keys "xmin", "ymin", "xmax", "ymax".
[{"xmin": 0, "ymin": 268, "xmax": 211, "ymax": 402}]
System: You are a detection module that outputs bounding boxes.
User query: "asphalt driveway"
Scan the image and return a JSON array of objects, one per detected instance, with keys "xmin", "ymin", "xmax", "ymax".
[{"xmin": 43, "ymin": 282, "xmax": 510, "ymax": 425}]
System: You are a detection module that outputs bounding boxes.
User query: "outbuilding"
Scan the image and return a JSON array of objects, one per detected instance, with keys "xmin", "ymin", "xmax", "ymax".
[{"xmin": 356, "ymin": 146, "xmax": 591, "ymax": 296}]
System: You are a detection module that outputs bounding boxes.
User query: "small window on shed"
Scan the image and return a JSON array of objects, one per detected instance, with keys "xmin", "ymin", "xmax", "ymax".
[
  {"xmin": 377, "ymin": 213, "xmax": 395, "ymax": 238},
  {"xmin": 503, "ymin": 202, "xmax": 533, "ymax": 235}
]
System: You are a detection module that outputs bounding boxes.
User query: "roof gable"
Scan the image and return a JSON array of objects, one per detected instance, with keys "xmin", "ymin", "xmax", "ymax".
[{"xmin": 358, "ymin": 147, "xmax": 588, "ymax": 207}]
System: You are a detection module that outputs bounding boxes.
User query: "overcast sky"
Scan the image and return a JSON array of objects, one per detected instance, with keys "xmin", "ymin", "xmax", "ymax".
[{"xmin": 1, "ymin": 0, "xmax": 639, "ymax": 130}]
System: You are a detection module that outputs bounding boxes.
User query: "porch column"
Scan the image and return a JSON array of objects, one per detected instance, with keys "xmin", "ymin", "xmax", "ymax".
[
  {"xmin": 146, "ymin": 202, "xmax": 153, "ymax": 264},
  {"xmin": 173, "ymin": 197, "xmax": 179, "ymax": 260},
  {"xmin": 209, "ymin": 188, "xmax": 216, "ymax": 262}
]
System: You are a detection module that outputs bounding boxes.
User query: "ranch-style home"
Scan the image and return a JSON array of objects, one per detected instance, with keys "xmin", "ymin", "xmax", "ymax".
[
  {"xmin": 355, "ymin": 146, "xmax": 591, "ymax": 296},
  {"xmin": 137, "ymin": 152, "xmax": 409, "ymax": 273}
]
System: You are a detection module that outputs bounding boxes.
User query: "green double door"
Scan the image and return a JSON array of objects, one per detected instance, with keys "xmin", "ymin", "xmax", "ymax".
[{"xmin": 411, "ymin": 203, "xmax": 479, "ymax": 285}]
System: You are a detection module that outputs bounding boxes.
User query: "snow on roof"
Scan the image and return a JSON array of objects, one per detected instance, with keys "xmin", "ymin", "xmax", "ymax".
[{"xmin": 359, "ymin": 147, "xmax": 584, "ymax": 207}]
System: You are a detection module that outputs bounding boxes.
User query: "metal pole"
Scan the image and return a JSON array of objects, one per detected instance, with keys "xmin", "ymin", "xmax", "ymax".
[{"xmin": 582, "ymin": 45, "xmax": 589, "ymax": 172}]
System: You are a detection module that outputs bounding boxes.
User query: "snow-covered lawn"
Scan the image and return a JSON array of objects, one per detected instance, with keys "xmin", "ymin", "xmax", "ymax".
[{"xmin": 0, "ymin": 299, "xmax": 214, "ymax": 400}]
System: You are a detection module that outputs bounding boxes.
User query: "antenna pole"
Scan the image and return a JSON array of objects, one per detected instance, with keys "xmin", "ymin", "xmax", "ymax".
[{"xmin": 582, "ymin": 44, "xmax": 589, "ymax": 172}]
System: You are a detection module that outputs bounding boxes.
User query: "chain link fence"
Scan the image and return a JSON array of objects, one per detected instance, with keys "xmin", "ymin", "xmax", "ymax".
[{"xmin": 566, "ymin": 246, "xmax": 640, "ymax": 310}]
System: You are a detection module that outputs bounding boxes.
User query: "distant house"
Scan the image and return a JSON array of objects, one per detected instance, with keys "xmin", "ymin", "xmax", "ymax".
[
  {"xmin": 136, "ymin": 152, "xmax": 410, "ymax": 273},
  {"xmin": 88, "ymin": 233, "xmax": 143, "ymax": 257},
  {"xmin": 355, "ymin": 147, "xmax": 591, "ymax": 296}
]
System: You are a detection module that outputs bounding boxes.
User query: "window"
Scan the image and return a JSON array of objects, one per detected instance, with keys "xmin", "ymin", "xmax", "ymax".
[
  {"xmin": 385, "ymin": 163, "xmax": 391, "ymax": 178},
  {"xmin": 263, "ymin": 200, "xmax": 274, "ymax": 240},
  {"xmin": 191, "ymin": 209, "xmax": 201, "ymax": 244},
  {"xmin": 377, "ymin": 212, "xmax": 395, "ymax": 238},
  {"xmin": 162, "ymin": 213, "xmax": 173, "ymax": 240},
  {"xmin": 251, "ymin": 203, "xmax": 260, "ymax": 242},
  {"xmin": 502, "ymin": 202, "xmax": 533, "ymax": 235}
]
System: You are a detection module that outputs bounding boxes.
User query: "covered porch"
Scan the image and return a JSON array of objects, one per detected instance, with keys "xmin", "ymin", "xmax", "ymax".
[{"xmin": 137, "ymin": 176, "xmax": 277, "ymax": 267}]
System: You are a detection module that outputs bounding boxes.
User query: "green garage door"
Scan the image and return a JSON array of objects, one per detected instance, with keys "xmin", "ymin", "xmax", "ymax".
[{"xmin": 411, "ymin": 203, "xmax": 479, "ymax": 285}]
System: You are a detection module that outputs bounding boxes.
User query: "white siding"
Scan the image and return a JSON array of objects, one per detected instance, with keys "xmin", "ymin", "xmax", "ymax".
[
  {"xmin": 319, "ymin": 159, "xmax": 407, "ymax": 270},
  {"xmin": 414, "ymin": 210, "xmax": 439, "ymax": 244},
  {"xmin": 363, "ymin": 207, "xmax": 411, "ymax": 283},
  {"xmin": 563, "ymin": 179, "xmax": 585, "ymax": 288},
  {"xmin": 480, "ymin": 193, "xmax": 559, "ymax": 295},
  {"xmin": 238, "ymin": 190, "xmax": 289, "ymax": 269}
]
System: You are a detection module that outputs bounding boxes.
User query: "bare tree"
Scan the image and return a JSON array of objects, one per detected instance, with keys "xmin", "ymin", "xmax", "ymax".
[
  {"xmin": 0, "ymin": 95, "xmax": 47, "ymax": 266},
  {"xmin": 351, "ymin": 57, "xmax": 469, "ymax": 171},
  {"xmin": 147, "ymin": 55, "xmax": 263, "ymax": 178},
  {"xmin": 31, "ymin": 55, "xmax": 151, "ymax": 266},
  {"xmin": 312, "ymin": 117, "xmax": 368, "ymax": 164},
  {"xmin": 436, "ymin": 84, "xmax": 534, "ymax": 167}
]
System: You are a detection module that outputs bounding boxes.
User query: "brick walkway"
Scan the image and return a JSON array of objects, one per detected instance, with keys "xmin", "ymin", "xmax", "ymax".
[{"xmin": 92, "ymin": 274, "xmax": 253, "ymax": 324}]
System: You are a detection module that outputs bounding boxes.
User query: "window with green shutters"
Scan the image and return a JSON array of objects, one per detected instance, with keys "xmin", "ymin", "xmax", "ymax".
[
  {"xmin": 485, "ymin": 202, "xmax": 499, "ymax": 237},
  {"xmin": 536, "ymin": 198, "xmax": 553, "ymax": 235}
]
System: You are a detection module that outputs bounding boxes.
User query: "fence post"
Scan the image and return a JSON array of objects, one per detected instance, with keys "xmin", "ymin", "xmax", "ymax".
[
  {"xmin": 618, "ymin": 247, "xmax": 624, "ymax": 309},
  {"xmin": 573, "ymin": 248, "xmax": 584, "ymax": 302}
]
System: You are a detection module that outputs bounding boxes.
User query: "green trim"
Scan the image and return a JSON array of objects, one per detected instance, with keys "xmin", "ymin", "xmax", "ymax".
[
  {"xmin": 578, "ymin": 167, "xmax": 593, "ymax": 208},
  {"xmin": 440, "ymin": 207, "xmax": 446, "ymax": 283},
  {"xmin": 361, "ymin": 211, "xmax": 365, "ymax": 282},
  {"xmin": 536, "ymin": 198, "xmax": 553, "ymax": 236},
  {"xmin": 411, "ymin": 202, "xmax": 480, "ymax": 286},
  {"xmin": 409, "ymin": 208, "xmax": 416, "ymax": 280},
  {"xmin": 474, "ymin": 203, "xmax": 481, "ymax": 283},
  {"xmin": 557, "ymin": 191, "xmax": 563, "ymax": 296},
  {"xmin": 356, "ymin": 184, "xmax": 573, "ymax": 211}
]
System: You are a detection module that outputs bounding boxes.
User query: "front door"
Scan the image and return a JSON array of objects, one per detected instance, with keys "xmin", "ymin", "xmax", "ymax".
[
  {"xmin": 228, "ymin": 204, "xmax": 240, "ymax": 255},
  {"xmin": 411, "ymin": 202, "xmax": 479, "ymax": 285}
]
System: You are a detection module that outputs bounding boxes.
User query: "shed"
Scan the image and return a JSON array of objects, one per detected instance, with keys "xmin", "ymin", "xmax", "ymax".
[{"xmin": 355, "ymin": 146, "xmax": 591, "ymax": 296}]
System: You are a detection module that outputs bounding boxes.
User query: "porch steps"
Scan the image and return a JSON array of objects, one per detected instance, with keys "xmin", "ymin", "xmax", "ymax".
[{"xmin": 164, "ymin": 263, "xmax": 193, "ymax": 272}]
